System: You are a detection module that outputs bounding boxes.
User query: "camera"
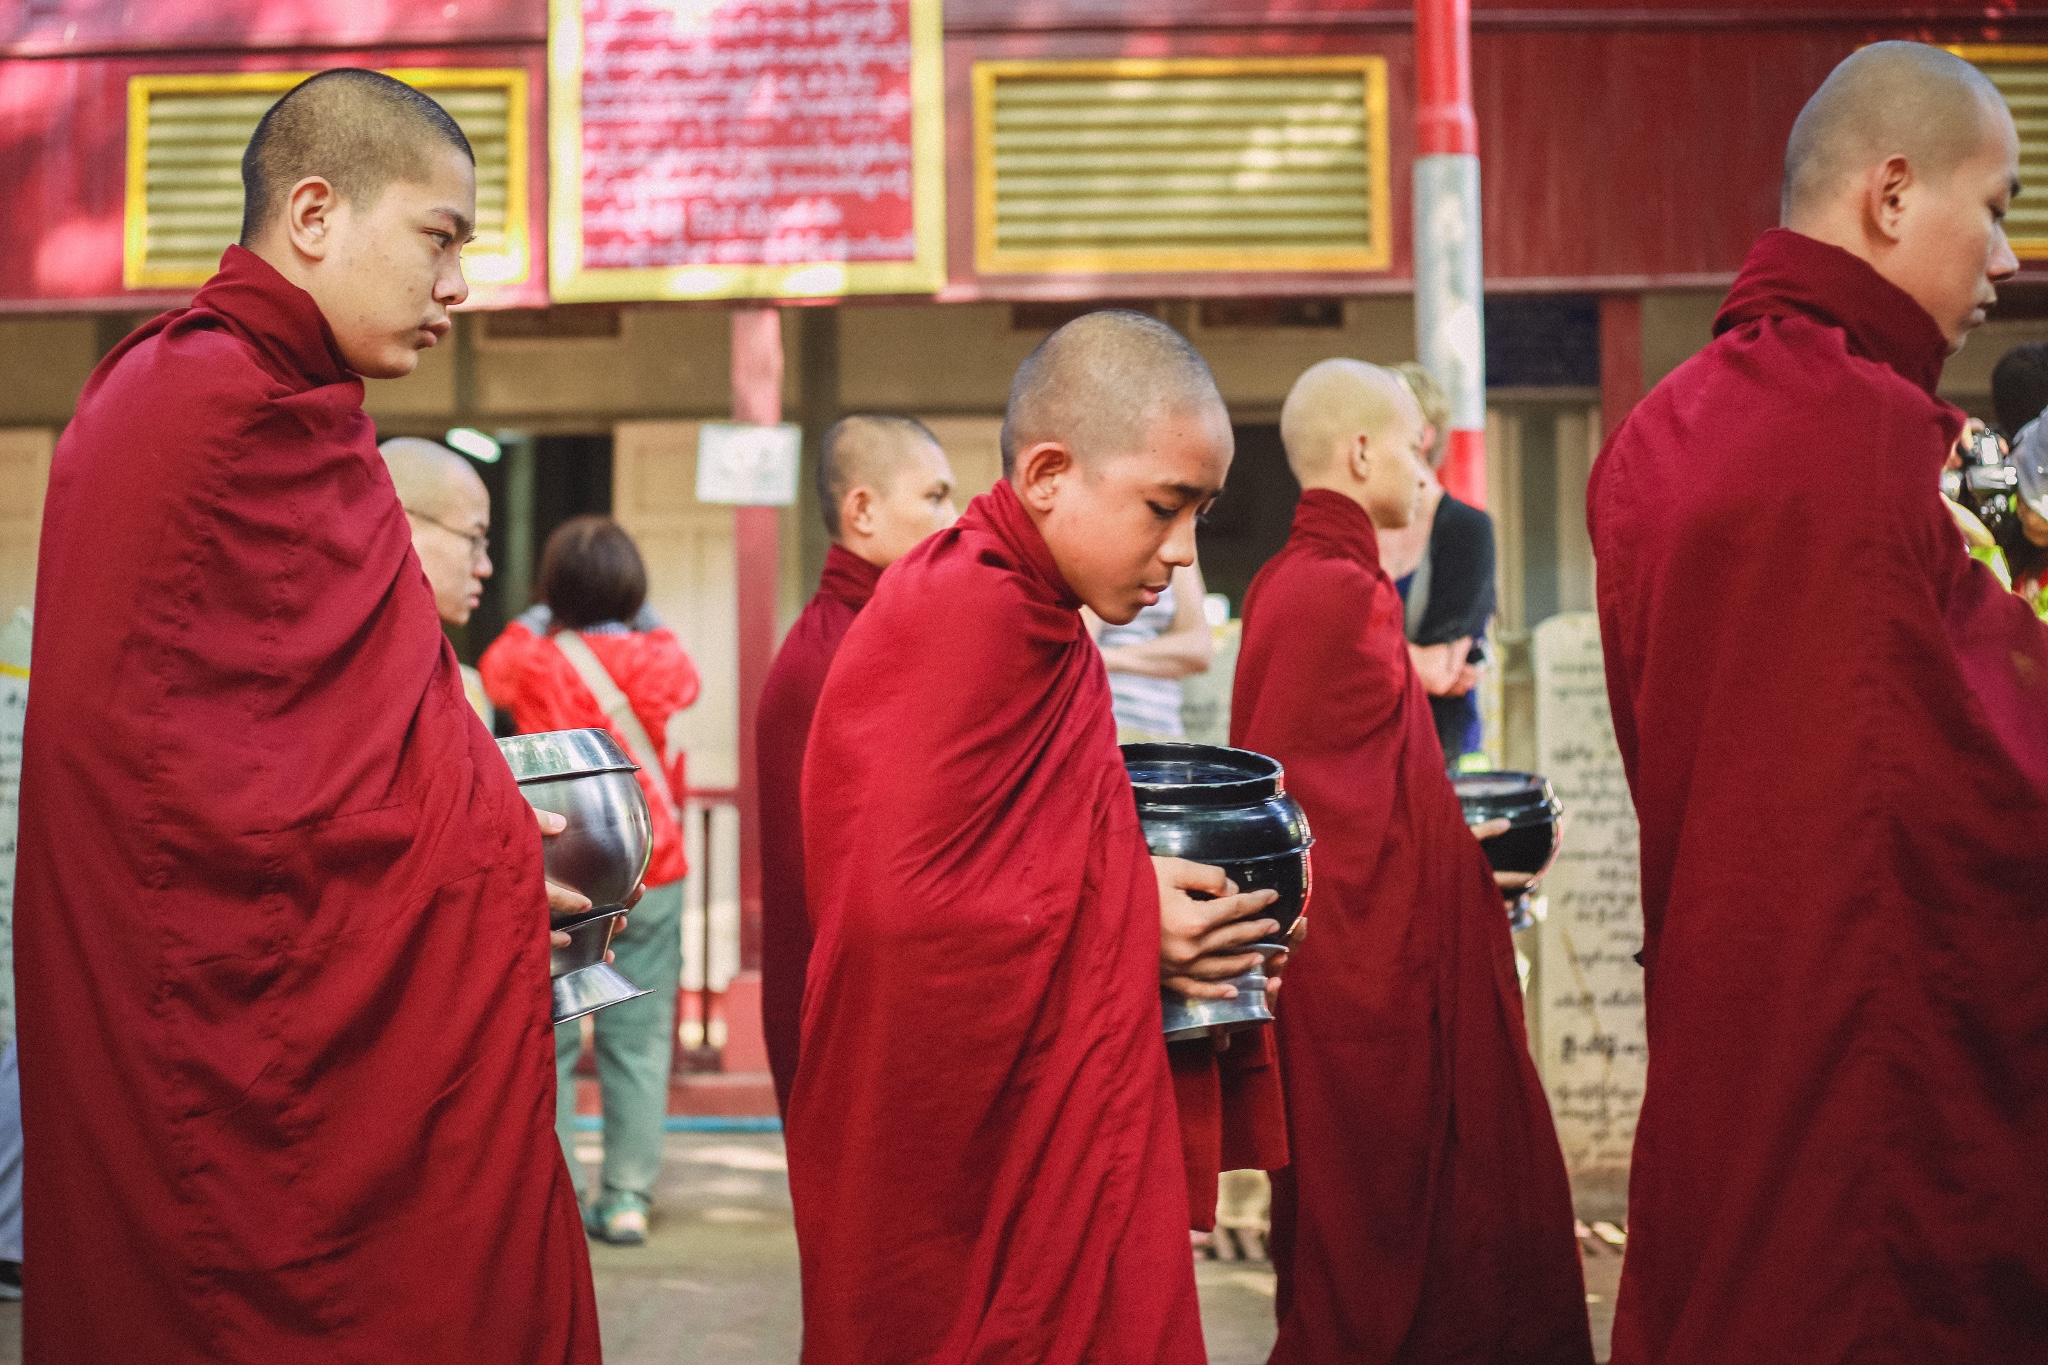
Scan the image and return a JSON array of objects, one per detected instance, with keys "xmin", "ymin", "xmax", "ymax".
[{"xmin": 1943, "ymin": 427, "xmax": 2022, "ymax": 544}]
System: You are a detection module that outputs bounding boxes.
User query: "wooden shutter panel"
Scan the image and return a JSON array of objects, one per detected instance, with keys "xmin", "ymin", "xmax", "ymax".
[{"xmin": 124, "ymin": 69, "xmax": 529, "ymax": 289}]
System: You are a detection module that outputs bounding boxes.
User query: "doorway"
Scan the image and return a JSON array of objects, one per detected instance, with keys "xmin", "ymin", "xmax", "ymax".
[{"xmin": 457, "ymin": 432, "xmax": 614, "ymax": 666}]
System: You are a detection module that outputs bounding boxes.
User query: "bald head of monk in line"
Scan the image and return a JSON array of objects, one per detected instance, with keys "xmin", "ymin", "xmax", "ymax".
[
  {"xmin": 381, "ymin": 437, "xmax": 493, "ymax": 626},
  {"xmin": 1002, "ymin": 309, "xmax": 1235, "ymax": 624},
  {"xmin": 241, "ymin": 69, "xmax": 477, "ymax": 379},
  {"xmin": 817, "ymin": 414, "xmax": 959, "ymax": 567},
  {"xmin": 1782, "ymin": 41, "xmax": 2021, "ymax": 351},
  {"xmin": 1281, "ymin": 358, "xmax": 1430, "ymax": 530}
]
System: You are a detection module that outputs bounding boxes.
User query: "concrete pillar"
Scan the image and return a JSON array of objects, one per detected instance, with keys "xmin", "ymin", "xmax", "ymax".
[
  {"xmin": 722, "ymin": 308, "xmax": 781, "ymax": 1075},
  {"xmin": 1414, "ymin": 0, "xmax": 1488, "ymax": 509}
]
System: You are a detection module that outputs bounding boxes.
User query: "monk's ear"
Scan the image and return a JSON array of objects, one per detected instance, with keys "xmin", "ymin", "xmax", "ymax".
[
  {"xmin": 1867, "ymin": 154, "xmax": 1914, "ymax": 244},
  {"xmin": 843, "ymin": 485, "xmax": 875, "ymax": 538},
  {"xmin": 283, "ymin": 176, "xmax": 341, "ymax": 261},
  {"xmin": 1346, "ymin": 431, "xmax": 1373, "ymax": 484},
  {"xmin": 1012, "ymin": 440, "xmax": 1075, "ymax": 512}
]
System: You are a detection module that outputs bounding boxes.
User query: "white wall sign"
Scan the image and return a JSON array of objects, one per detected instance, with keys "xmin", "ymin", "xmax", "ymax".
[
  {"xmin": 1532, "ymin": 611, "xmax": 1646, "ymax": 1210},
  {"xmin": 695, "ymin": 423, "xmax": 802, "ymax": 507}
]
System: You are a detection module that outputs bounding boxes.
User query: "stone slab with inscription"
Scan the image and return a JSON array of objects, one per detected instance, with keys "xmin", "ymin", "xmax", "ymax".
[
  {"xmin": 1531, "ymin": 611, "xmax": 1644, "ymax": 1215},
  {"xmin": 0, "ymin": 609, "xmax": 28, "ymax": 1046}
]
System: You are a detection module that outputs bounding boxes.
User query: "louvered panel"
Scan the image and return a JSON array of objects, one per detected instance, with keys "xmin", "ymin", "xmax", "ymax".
[
  {"xmin": 1956, "ymin": 48, "xmax": 2048, "ymax": 258},
  {"xmin": 124, "ymin": 70, "xmax": 529, "ymax": 290},
  {"xmin": 1982, "ymin": 64, "xmax": 2048, "ymax": 253},
  {"xmin": 973, "ymin": 58, "xmax": 1390, "ymax": 275}
]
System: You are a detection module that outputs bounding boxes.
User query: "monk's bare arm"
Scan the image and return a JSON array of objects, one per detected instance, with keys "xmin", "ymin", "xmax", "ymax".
[{"xmin": 1154, "ymin": 856, "xmax": 1279, "ymax": 1000}]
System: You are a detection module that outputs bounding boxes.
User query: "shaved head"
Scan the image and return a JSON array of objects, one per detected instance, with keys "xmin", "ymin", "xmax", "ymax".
[
  {"xmin": 382, "ymin": 438, "xmax": 492, "ymax": 625},
  {"xmin": 1281, "ymin": 359, "xmax": 1418, "ymax": 483},
  {"xmin": 1783, "ymin": 43, "xmax": 2008, "ymax": 223},
  {"xmin": 1000, "ymin": 310, "xmax": 1227, "ymax": 478},
  {"xmin": 817, "ymin": 414, "xmax": 943, "ymax": 537},
  {"xmin": 240, "ymin": 69, "xmax": 473, "ymax": 246},
  {"xmin": 381, "ymin": 436, "xmax": 485, "ymax": 518},
  {"xmin": 1778, "ymin": 42, "xmax": 2021, "ymax": 350}
]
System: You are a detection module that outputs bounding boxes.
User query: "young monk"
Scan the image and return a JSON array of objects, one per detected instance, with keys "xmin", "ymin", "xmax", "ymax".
[
  {"xmin": 787, "ymin": 311, "xmax": 1279, "ymax": 1363},
  {"xmin": 758, "ymin": 414, "xmax": 957, "ymax": 1119},
  {"xmin": 1591, "ymin": 43, "xmax": 2048, "ymax": 1363},
  {"xmin": 15, "ymin": 71, "xmax": 599, "ymax": 1361},
  {"xmin": 1235, "ymin": 359, "xmax": 1592, "ymax": 1365}
]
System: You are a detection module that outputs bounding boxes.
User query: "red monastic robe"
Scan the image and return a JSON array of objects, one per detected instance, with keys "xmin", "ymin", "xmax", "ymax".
[
  {"xmin": 1168, "ymin": 1017, "xmax": 1286, "ymax": 1234},
  {"xmin": 788, "ymin": 480, "xmax": 1202, "ymax": 1365},
  {"xmin": 15, "ymin": 248, "xmax": 597, "ymax": 1362},
  {"xmin": 1234, "ymin": 489, "xmax": 1592, "ymax": 1365},
  {"xmin": 757, "ymin": 542, "xmax": 881, "ymax": 1118},
  {"xmin": 1590, "ymin": 229, "xmax": 2048, "ymax": 1363}
]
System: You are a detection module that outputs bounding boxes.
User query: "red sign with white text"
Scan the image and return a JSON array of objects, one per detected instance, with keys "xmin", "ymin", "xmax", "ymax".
[{"xmin": 577, "ymin": 0, "xmax": 916, "ymax": 271}]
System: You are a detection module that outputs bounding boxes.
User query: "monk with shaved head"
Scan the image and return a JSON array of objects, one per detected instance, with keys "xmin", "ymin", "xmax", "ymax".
[
  {"xmin": 786, "ymin": 311, "xmax": 1280, "ymax": 1363},
  {"xmin": 382, "ymin": 437, "xmax": 497, "ymax": 721},
  {"xmin": 1590, "ymin": 42, "xmax": 2048, "ymax": 1364},
  {"xmin": 757, "ymin": 413, "xmax": 956, "ymax": 1117},
  {"xmin": 18, "ymin": 69, "xmax": 600, "ymax": 1362},
  {"xmin": 1234, "ymin": 359, "xmax": 1592, "ymax": 1365}
]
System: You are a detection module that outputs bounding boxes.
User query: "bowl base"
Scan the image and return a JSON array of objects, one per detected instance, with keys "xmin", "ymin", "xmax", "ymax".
[
  {"xmin": 1162, "ymin": 966, "xmax": 1273, "ymax": 1041},
  {"xmin": 552, "ymin": 963, "xmax": 651, "ymax": 1025}
]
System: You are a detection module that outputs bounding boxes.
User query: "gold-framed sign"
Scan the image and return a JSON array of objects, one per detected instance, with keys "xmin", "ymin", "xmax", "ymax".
[
  {"xmin": 548, "ymin": 0, "xmax": 946, "ymax": 302},
  {"xmin": 973, "ymin": 55, "xmax": 1393, "ymax": 277}
]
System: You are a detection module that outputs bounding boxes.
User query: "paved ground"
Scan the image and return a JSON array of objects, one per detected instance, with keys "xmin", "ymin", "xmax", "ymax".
[{"xmin": 0, "ymin": 1133, "xmax": 1618, "ymax": 1362}]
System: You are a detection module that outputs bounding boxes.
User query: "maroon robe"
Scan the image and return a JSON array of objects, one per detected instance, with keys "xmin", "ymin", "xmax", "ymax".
[
  {"xmin": 788, "ymin": 479, "xmax": 1201, "ymax": 1365},
  {"xmin": 757, "ymin": 541, "xmax": 881, "ymax": 1118},
  {"xmin": 1168, "ymin": 1021, "xmax": 1287, "ymax": 1234},
  {"xmin": 15, "ymin": 247, "xmax": 597, "ymax": 1361},
  {"xmin": 1234, "ymin": 489, "xmax": 1592, "ymax": 1365},
  {"xmin": 1590, "ymin": 228, "xmax": 2048, "ymax": 1363}
]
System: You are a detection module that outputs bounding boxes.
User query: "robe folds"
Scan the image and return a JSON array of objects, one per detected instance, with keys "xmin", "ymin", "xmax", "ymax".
[
  {"xmin": 1167, "ymin": 1023, "xmax": 1286, "ymax": 1235},
  {"xmin": 757, "ymin": 542, "xmax": 881, "ymax": 1118},
  {"xmin": 1590, "ymin": 229, "xmax": 2048, "ymax": 1364},
  {"xmin": 788, "ymin": 479, "xmax": 1203, "ymax": 1365},
  {"xmin": 16, "ymin": 247, "xmax": 597, "ymax": 1362},
  {"xmin": 1233, "ymin": 490, "xmax": 1592, "ymax": 1365}
]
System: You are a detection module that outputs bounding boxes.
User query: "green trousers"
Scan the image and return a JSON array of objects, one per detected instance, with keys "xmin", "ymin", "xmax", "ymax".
[{"xmin": 556, "ymin": 878, "xmax": 685, "ymax": 1206}]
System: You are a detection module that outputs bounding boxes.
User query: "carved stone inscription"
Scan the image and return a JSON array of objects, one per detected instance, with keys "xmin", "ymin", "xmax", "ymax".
[{"xmin": 1532, "ymin": 612, "xmax": 1645, "ymax": 1182}]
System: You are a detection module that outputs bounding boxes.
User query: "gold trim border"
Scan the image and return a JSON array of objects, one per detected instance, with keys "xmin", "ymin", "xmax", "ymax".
[
  {"xmin": 547, "ymin": 0, "xmax": 946, "ymax": 302},
  {"xmin": 972, "ymin": 55, "xmax": 1394, "ymax": 277},
  {"xmin": 123, "ymin": 68, "xmax": 532, "ymax": 291},
  {"xmin": 1949, "ymin": 45, "xmax": 2048, "ymax": 259}
]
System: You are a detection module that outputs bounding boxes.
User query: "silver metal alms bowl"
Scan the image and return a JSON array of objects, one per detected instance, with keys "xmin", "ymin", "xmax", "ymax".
[
  {"xmin": 497, "ymin": 728, "xmax": 655, "ymax": 1023},
  {"xmin": 498, "ymin": 728, "xmax": 654, "ymax": 914}
]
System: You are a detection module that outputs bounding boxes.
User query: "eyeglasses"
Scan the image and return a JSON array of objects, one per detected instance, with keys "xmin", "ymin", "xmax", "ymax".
[{"xmin": 404, "ymin": 508, "xmax": 491, "ymax": 562}]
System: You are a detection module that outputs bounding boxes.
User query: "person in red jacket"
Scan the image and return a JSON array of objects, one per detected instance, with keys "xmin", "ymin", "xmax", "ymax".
[{"xmin": 482, "ymin": 516, "xmax": 701, "ymax": 1246}]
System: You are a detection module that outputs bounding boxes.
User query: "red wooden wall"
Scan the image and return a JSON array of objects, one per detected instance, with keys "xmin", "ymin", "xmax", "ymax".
[{"xmin": 1, "ymin": 0, "xmax": 2042, "ymax": 310}]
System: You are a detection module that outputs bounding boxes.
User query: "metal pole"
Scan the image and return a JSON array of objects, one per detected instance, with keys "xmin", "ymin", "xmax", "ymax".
[{"xmin": 1414, "ymin": 0, "xmax": 1488, "ymax": 509}]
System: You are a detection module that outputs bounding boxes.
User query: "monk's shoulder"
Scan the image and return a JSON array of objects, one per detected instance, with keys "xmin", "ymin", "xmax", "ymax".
[
  {"xmin": 861, "ymin": 524, "xmax": 1046, "ymax": 652},
  {"xmin": 102, "ymin": 316, "xmax": 284, "ymax": 413},
  {"xmin": 1256, "ymin": 545, "xmax": 1379, "ymax": 619}
]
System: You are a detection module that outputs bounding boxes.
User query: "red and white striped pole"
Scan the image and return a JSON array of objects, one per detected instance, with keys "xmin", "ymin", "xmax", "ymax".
[{"xmin": 1414, "ymin": 0, "xmax": 1487, "ymax": 508}]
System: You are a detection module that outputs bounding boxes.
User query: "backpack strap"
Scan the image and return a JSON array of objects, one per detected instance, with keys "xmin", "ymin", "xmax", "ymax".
[{"xmin": 550, "ymin": 630, "xmax": 680, "ymax": 822}]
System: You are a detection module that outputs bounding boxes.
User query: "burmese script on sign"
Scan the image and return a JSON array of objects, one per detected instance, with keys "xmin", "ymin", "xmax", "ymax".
[
  {"xmin": 1532, "ymin": 612, "xmax": 1647, "ymax": 1182},
  {"xmin": 580, "ymin": 0, "xmax": 916, "ymax": 269}
]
